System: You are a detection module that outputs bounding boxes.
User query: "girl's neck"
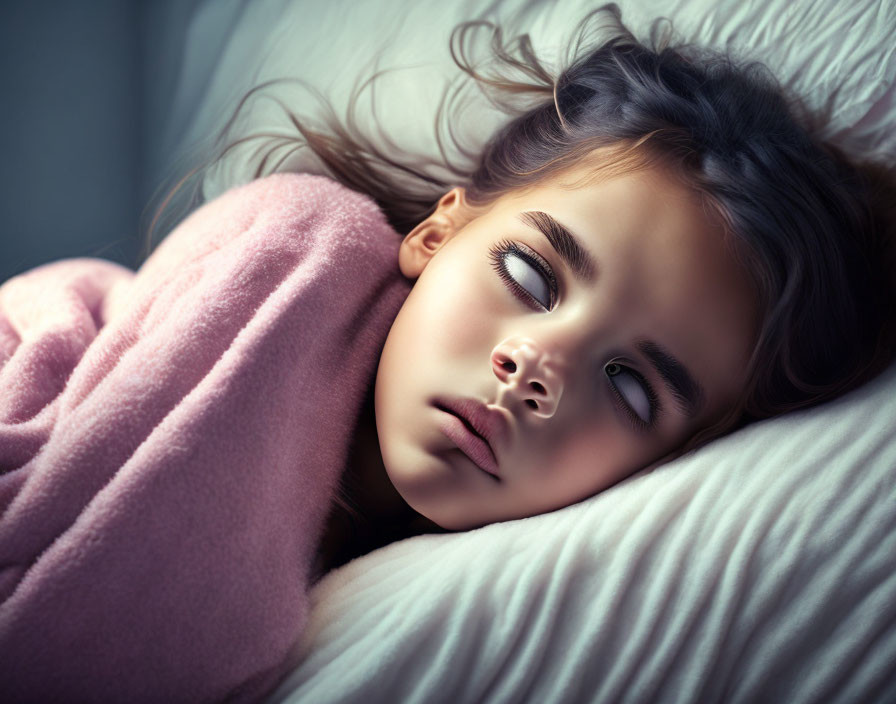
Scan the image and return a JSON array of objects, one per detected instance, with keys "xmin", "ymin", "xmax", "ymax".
[
  {"xmin": 314, "ymin": 381, "xmax": 444, "ymax": 579},
  {"xmin": 344, "ymin": 381, "xmax": 418, "ymax": 524}
]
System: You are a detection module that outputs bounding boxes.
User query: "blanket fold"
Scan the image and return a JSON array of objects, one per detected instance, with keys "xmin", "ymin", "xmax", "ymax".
[{"xmin": 0, "ymin": 173, "xmax": 411, "ymax": 703}]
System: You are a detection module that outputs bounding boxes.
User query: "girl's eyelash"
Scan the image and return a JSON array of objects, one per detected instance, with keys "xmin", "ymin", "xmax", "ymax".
[
  {"xmin": 487, "ymin": 238, "xmax": 558, "ymax": 311},
  {"xmin": 606, "ymin": 363, "xmax": 661, "ymax": 432}
]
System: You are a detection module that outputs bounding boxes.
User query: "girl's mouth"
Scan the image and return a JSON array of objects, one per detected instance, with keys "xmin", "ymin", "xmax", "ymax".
[{"xmin": 435, "ymin": 406, "xmax": 501, "ymax": 480}]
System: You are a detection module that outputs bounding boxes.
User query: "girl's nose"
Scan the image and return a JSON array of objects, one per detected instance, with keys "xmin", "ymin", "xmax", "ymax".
[{"xmin": 491, "ymin": 336, "xmax": 564, "ymax": 419}]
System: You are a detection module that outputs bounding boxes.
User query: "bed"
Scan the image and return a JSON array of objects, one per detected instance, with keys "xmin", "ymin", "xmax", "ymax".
[{"xmin": 25, "ymin": 0, "xmax": 896, "ymax": 701}]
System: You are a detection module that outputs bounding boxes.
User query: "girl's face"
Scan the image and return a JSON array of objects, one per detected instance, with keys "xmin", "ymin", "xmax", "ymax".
[{"xmin": 375, "ymin": 162, "xmax": 758, "ymax": 530}]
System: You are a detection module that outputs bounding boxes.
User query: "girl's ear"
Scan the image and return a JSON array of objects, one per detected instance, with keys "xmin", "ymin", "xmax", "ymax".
[{"xmin": 398, "ymin": 187, "xmax": 476, "ymax": 279}]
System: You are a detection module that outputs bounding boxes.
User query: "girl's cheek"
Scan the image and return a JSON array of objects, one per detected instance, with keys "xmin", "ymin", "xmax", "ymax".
[{"xmin": 436, "ymin": 267, "xmax": 505, "ymax": 358}]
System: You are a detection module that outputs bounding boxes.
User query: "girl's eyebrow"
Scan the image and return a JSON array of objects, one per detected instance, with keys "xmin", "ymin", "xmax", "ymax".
[
  {"xmin": 635, "ymin": 339, "xmax": 706, "ymax": 418},
  {"xmin": 516, "ymin": 211, "xmax": 597, "ymax": 283}
]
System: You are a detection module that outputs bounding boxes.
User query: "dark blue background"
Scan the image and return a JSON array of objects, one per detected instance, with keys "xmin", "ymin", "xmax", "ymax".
[{"xmin": 0, "ymin": 0, "xmax": 204, "ymax": 283}]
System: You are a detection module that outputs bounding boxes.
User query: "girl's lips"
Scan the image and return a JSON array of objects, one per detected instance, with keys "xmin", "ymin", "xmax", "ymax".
[{"xmin": 436, "ymin": 410, "xmax": 501, "ymax": 480}]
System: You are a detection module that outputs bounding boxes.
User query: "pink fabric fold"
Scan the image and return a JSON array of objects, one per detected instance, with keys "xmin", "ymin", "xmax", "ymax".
[{"xmin": 0, "ymin": 172, "xmax": 411, "ymax": 703}]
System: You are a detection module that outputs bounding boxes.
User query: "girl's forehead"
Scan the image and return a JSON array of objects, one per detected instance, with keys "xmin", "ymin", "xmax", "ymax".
[
  {"xmin": 499, "ymin": 162, "xmax": 706, "ymax": 215},
  {"xmin": 486, "ymin": 166, "xmax": 730, "ymax": 273}
]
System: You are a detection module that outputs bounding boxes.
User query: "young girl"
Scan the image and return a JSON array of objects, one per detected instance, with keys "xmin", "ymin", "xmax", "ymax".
[{"xmin": 1, "ymin": 4, "xmax": 893, "ymax": 703}]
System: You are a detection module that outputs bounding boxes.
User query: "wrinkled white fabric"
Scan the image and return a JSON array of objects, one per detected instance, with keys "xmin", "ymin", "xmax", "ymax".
[{"xmin": 271, "ymin": 361, "xmax": 896, "ymax": 704}]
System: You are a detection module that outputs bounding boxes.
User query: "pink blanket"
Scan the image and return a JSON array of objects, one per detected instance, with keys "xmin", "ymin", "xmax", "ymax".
[{"xmin": 0, "ymin": 173, "xmax": 411, "ymax": 702}]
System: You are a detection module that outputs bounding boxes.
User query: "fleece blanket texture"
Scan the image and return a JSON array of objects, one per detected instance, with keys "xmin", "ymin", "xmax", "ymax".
[{"xmin": 0, "ymin": 172, "xmax": 411, "ymax": 703}]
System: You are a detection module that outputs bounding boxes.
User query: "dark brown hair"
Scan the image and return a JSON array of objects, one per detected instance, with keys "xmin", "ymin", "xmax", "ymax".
[{"xmin": 142, "ymin": 3, "xmax": 895, "ymax": 454}]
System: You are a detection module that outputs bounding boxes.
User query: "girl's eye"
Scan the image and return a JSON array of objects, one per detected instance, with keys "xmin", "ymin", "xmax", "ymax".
[
  {"xmin": 488, "ymin": 239, "xmax": 558, "ymax": 311},
  {"xmin": 605, "ymin": 362, "xmax": 659, "ymax": 429}
]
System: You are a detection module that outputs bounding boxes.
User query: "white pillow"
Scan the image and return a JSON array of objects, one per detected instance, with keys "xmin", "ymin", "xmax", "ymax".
[
  {"xmin": 269, "ymin": 360, "xmax": 896, "ymax": 703},
  {"xmin": 164, "ymin": 0, "xmax": 895, "ymax": 203}
]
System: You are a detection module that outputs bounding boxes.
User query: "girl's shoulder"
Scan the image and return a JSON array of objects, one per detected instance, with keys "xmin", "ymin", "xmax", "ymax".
[
  {"xmin": 143, "ymin": 172, "xmax": 403, "ymax": 287},
  {"xmin": 213, "ymin": 172, "xmax": 397, "ymax": 247},
  {"xmin": 239, "ymin": 171, "xmax": 403, "ymax": 269}
]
